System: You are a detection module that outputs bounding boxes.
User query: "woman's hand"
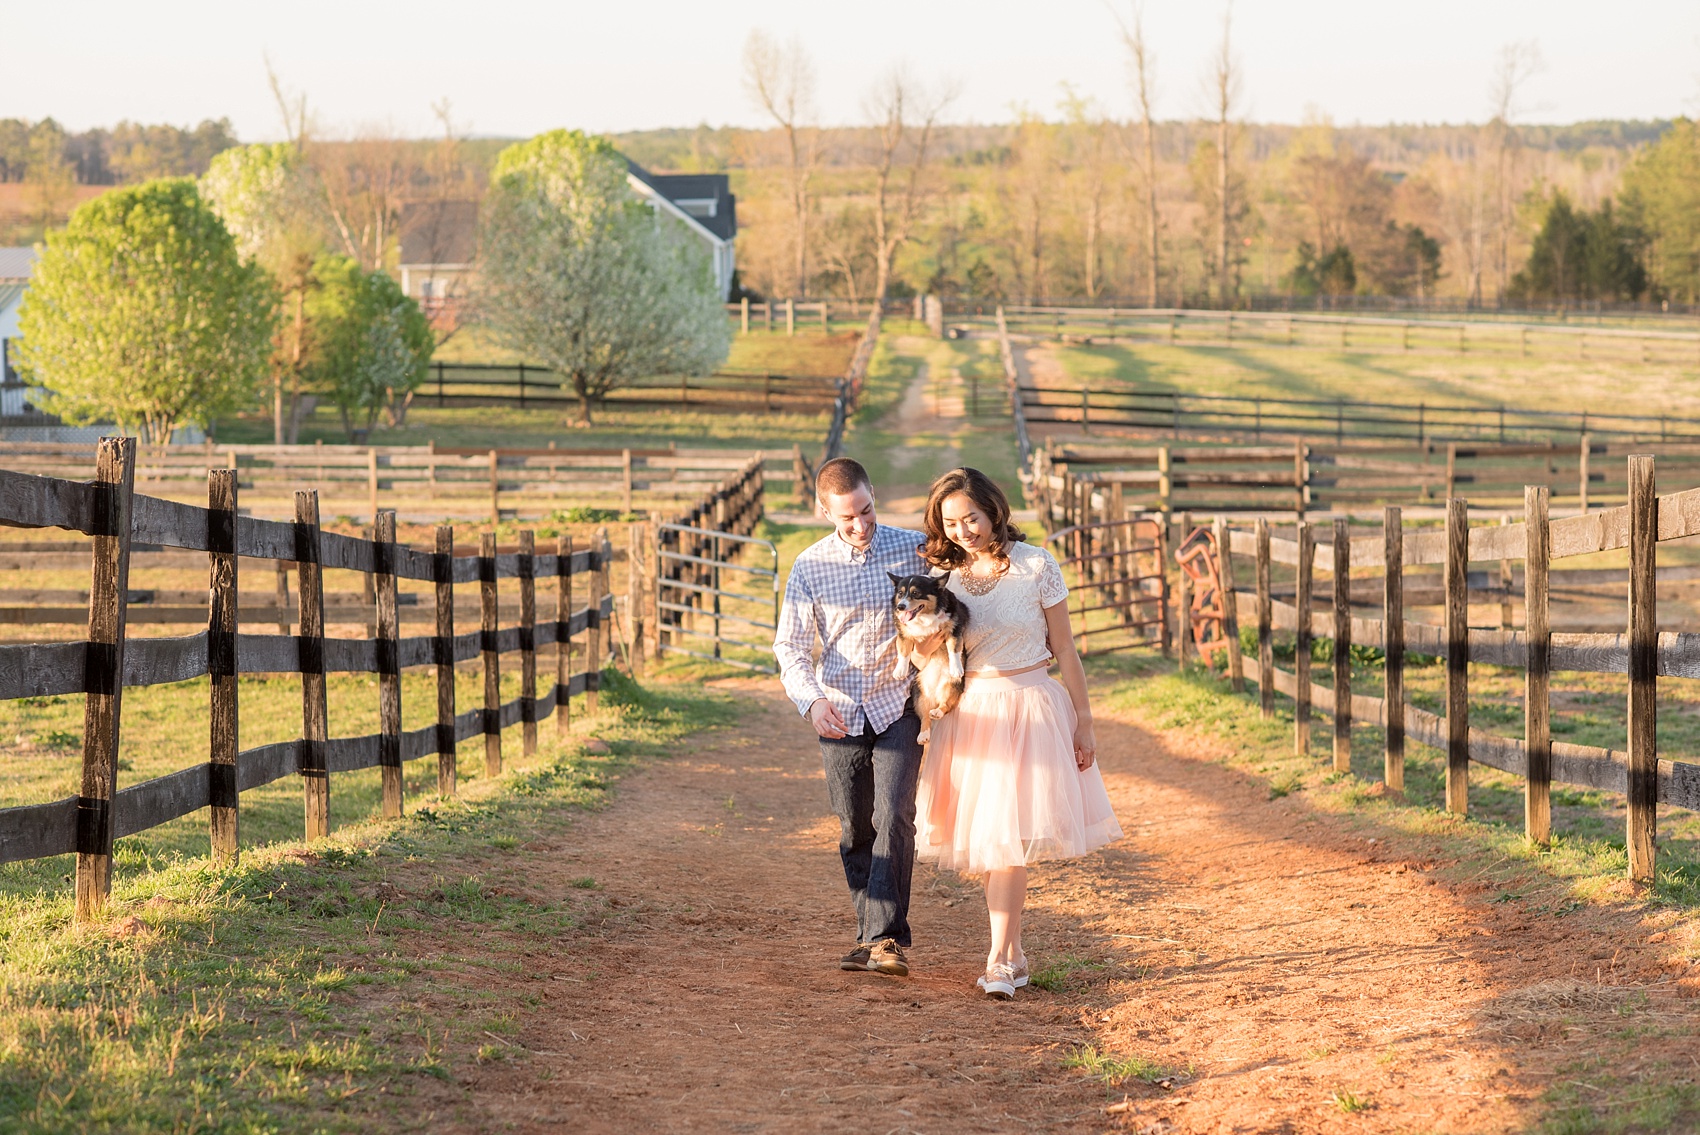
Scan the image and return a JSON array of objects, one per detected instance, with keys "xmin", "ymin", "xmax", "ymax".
[{"xmin": 1073, "ymin": 717, "xmax": 1097, "ymax": 771}]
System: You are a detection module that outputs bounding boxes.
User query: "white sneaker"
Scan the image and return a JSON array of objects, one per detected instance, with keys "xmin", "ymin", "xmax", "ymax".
[
  {"xmin": 977, "ymin": 961, "xmax": 1018, "ymax": 1000},
  {"xmin": 1011, "ymin": 956, "xmax": 1030, "ymax": 989}
]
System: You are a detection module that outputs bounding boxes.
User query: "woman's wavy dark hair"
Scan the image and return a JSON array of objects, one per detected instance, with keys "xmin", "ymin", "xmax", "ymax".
[{"xmin": 920, "ymin": 467, "xmax": 1027, "ymax": 570}]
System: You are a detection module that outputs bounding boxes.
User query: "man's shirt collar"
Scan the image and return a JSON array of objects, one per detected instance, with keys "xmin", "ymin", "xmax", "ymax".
[{"xmin": 831, "ymin": 522, "xmax": 879, "ymax": 564}]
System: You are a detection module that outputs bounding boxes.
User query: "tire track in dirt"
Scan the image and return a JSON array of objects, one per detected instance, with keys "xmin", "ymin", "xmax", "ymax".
[{"xmin": 432, "ymin": 678, "xmax": 1683, "ymax": 1134}]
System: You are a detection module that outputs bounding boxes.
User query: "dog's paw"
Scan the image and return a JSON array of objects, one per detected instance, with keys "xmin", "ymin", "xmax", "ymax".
[
  {"xmin": 947, "ymin": 655, "xmax": 965, "ymax": 679},
  {"xmin": 929, "ymin": 708, "xmax": 944, "ymax": 719},
  {"xmin": 917, "ymin": 729, "xmax": 931, "ymax": 745}
]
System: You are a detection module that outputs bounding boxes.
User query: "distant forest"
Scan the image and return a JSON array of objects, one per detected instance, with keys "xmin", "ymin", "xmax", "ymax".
[{"xmin": 3, "ymin": 113, "xmax": 1694, "ymax": 310}]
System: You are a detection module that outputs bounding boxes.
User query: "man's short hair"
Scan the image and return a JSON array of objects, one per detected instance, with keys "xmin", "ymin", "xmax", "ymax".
[{"xmin": 816, "ymin": 457, "xmax": 872, "ymax": 500}]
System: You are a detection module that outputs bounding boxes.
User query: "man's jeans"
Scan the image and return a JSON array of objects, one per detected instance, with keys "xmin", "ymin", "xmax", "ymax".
[{"xmin": 819, "ymin": 709, "xmax": 924, "ymax": 947}]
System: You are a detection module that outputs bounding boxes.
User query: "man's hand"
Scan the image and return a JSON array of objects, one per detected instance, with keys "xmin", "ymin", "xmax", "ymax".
[{"xmin": 809, "ymin": 698, "xmax": 849, "ymax": 739}]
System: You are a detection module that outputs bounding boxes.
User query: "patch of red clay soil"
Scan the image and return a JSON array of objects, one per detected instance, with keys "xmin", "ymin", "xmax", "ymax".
[{"xmin": 414, "ymin": 679, "xmax": 1690, "ymax": 1133}]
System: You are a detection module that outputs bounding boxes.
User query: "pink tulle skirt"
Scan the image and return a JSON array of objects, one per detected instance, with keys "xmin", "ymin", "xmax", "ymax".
[{"xmin": 915, "ymin": 668, "xmax": 1124, "ymax": 874}]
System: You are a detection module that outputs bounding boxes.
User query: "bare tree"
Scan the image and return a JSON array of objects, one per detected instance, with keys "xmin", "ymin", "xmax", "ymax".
[
  {"xmin": 743, "ymin": 31, "xmax": 819, "ymax": 299},
  {"xmin": 1204, "ymin": 3, "xmax": 1244, "ymax": 307},
  {"xmin": 863, "ymin": 67, "xmax": 956, "ymax": 303},
  {"xmin": 316, "ymin": 132, "xmax": 413, "ymax": 272},
  {"xmin": 1114, "ymin": 1, "xmax": 1162, "ymax": 307},
  {"xmin": 1058, "ymin": 89, "xmax": 1113, "ymax": 300},
  {"xmin": 1486, "ymin": 40, "xmax": 1543, "ymax": 303},
  {"xmin": 265, "ymin": 57, "xmax": 312, "ymax": 154}
]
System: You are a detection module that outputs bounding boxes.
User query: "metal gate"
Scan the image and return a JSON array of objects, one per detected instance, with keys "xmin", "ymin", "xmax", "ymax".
[{"xmin": 654, "ymin": 522, "xmax": 781, "ymax": 673}]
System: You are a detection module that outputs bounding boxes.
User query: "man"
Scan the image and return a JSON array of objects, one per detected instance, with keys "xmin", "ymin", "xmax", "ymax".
[{"xmin": 774, "ymin": 457, "xmax": 927, "ymax": 977}]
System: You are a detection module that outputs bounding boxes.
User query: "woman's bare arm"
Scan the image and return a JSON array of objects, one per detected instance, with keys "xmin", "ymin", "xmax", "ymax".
[{"xmin": 1044, "ymin": 601, "xmax": 1097, "ymax": 769}]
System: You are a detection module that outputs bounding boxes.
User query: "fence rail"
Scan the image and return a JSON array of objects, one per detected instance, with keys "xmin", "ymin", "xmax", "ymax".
[
  {"xmin": 1020, "ymin": 385, "xmax": 1700, "ymax": 446},
  {"xmin": 983, "ymin": 305, "xmax": 1700, "ymax": 365},
  {"xmin": 0, "ymin": 436, "xmax": 627, "ymax": 919},
  {"xmin": 423, "ymin": 362, "xmax": 840, "ymax": 413}
]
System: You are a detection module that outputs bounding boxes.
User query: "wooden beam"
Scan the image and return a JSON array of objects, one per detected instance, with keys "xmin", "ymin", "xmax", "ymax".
[
  {"xmin": 208, "ymin": 468, "xmax": 239, "ymax": 863},
  {"xmin": 434, "ymin": 525, "xmax": 457, "ymax": 798},
  {"xmin": 481, "ymin": 531, "xmax": 501, "ymax": 777},
  {"xmin": 1525, "ymin": 485, "xmax": 1551, "ymax": 845},
  {"xmin": 1383, "ymin": 506, "xmax": 1404, "ymax": 793},
  {"xmin": 1628, "ymin": 455, "xmax": 1657, "ymax": 882},
  {"xmin": 375, "ymin": 510, "xmax": 402, "ymax": 820},
  {"xmin": 1333, "ymin": 517, "xmax": 1351, "ymax": 774},
  {"xmin": 296, "ymin": 491, "xmax": 330, "ymax": 840},
  {"xmin": 1445, "ymin": 496, "xmax": 1469, "ymax": 816}
]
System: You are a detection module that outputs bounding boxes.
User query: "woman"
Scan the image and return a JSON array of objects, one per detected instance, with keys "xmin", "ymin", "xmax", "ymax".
[{"xmin": 914, "ymin": 467, "xmax": 1123, "ymax": 999}]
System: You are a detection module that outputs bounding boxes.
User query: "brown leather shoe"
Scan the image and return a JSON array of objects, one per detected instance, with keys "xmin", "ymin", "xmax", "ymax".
[
  {"xmin": 839, "ymin": 943, "xmax": 872, "ymax": 971},
  {"xmin": 867, "ymin": 938, "xmax": 909, "ymax": 977}
]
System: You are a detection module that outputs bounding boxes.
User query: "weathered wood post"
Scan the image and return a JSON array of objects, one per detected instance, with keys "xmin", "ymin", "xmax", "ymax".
[
  {"xmin": 1156, "ymin": 517, "xmax": 1172, "ymax": 659},
  {"xmin": 374, "ymin": 510, "xmax": 403, "ymax": 819},
  {"xmin": 622, "ymin": 449, "xmax": 634, "ymax": 516},
  {"xmin": 629, "ymin": 522, "xmax": 647, "ymax": 677},
  {"xmin": 1256, "ymin": 517, "xmax": 1273, "ymax": 718},
  {"xmin": 295, "ymin": 490, "xmax": 331, "ymax": 841},
  {"xmin": 1177, "ymin": 511, "xmax": 1194, "ymax": 668},
  {"xmin": 587, "ymin": 529, "xmax": 610, "ymax": 713},
  {"xmin": 518, "ymin": 529, "xmax": 538, "ymax": 758},
  {"xmin": 1215, "ymin": 516, "xmax": 1244, "ymax": 692},
  {"xmin": 1444, "ymin": 497, "xmax": 1469, "ymax": 815},
  {"xmin": 1295, "ymin": 521, "xmax": 1313, "ymax": 756},
  {"xmin": 1499, "ymin": 513, "xmax": 1515, "ymax": 628},
  {"xmin": 1383, "ymin": 506, "xmax": 1404, "ymax": 793},
  {"xmin": 1524, "ymin": 486, "xmax": 1551, "ymax": 845},
  {"xmin": 75, "ymin": 437, "xmax": 136, "ymax": 921},
  {"xmin": 367, "ymin": 447, "xmax": 379, "ymax": 520},
  {"xmin": 740, "ymin": 296, "xmax": 750, "ymax": 334},
  {"xmin": 1332, "ymin": 517, "xmax": 1352, "ymax": 774},
  {"xmin": 786, "ymin": 297, "xmax": 795, "ymax": 336},
  {"xmin": 488, "ymin": 449, "xmax": 500, "ymax": 527},
  {"xmin": 434, "ymin": 526, "xmax": 457, "ymax": 797},
  {"xmin": 1627, "ymin": 455, "xmax": 1658, "ymax": 882},
  {"xmin": 557, "ymin": 534, "xmax": 574, "ymax": 736},
  {"xmin": 480, "ymin": 531, "xmax": 501, "ymax": 777},
  {"xmin": 208, "ymin": 468, "xmax": 240, "ymax": 863},
  {"xmin": 1578, "ymin": 433, "xmax": 1591, "ymax": 514}
]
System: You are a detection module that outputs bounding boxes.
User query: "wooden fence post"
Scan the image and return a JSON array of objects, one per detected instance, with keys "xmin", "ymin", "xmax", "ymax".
[
  {"xmin": 1256, "ymin": 517, "xmax": 1273, "ymax": 718},
  {"xmin": 1578, "ymin": 433, "xmax": 1591, "ymax": 514},
  {"xmin": 275, "ymin": 560, "xmax": 290, "ymax": 635},
  {"xmin": 1177, "ymin": 511, "xmax": 1194, "ymax": 667},
  {"xmin": 296, "ymin": 490, "xmax": 331, "ymax": 841},
  {"xmin": 1156, "ymin": 517, "xmax": 1172, "ymax": 659},
  {"xmin": 1628, "ymin": 455, "xmax": 1658, "ymax": 882},
  {"xmin": 1333, "ymin": 517, "xmax": 1352, "ymax": 774},
  {"xmin": 76, "ymin": 437, "xmax": 136, "ymax": 920},
  {"xmin": 740, "ymin": 296, "xmax": 750, "ymax": 334},
  {"xmin": 1295, "ymin": 521, "xmax": 1313, "ymax": 756},
  {"xmin": 1215, "ymin": 516, "xmax": 1244, "ymax": 692},
  {"xmin": 786, "ymin": 298, "xmax": 795, "ymax": 336},
  {"xmin": 375, "ymin": 510, "xmax": 403, "ymax": 820},
  {"xmin": 1524, "ymin": 486, "xmax": 1551, "ymax": 845},
  {"xmin": 1444, "ymin": 496, "xmax": 1469, "ymax": 816},
  {"xmin": 629, "ymin": 522, "xmax": 646, "ymax": 677},
  {"xmin": 367, "ymin": 447, "xmax": 379, "ymax": 520},
  {"xmin": 1293, "ymin": 439, "xmax": 1307, "ymax": 522},
  {"xmin": 208, "ymin": 468, "xmax": 239, "ymax": 864},
  {"xmin": 518, "ymin": 529, "xmax": 538, "ymax": 758},
  {"xmin": 622, "ymin": 449, "xmax": 633, "ymax": 516},
  {"xmin": 557, "ymin": 534, "xmax": 574, "ymax": 736},
  {"xmin": 488, "ymin": 449, "xmax": 500, "ymax": 527},
  {"xmin": 434, "ymin": 526, "xmax": 456, "ymax": 798},
  {"xmin": 480, "ymin": 532, "xmax": 501, "ymax": 777},
  {"xmin": 1383, "ymin": 506, "xmax": 1404, "ymax": 793},
  {"xmin": 587, "ymin": 530, "xmax": 608, "ymax": 713}
]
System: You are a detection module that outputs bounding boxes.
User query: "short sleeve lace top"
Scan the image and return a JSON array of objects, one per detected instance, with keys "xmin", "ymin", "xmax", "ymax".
[{"xmin": 939, "ymin": 540, "xmax": 1069, "ymax": 673}]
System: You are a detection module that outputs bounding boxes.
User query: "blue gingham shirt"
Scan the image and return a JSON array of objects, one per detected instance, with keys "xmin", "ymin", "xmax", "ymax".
[{"xmin": 774, "ymin": 523, "xmax": 927, "ymax": 735}]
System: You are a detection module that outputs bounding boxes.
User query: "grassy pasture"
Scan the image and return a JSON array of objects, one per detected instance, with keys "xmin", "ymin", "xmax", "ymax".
[{"xmin": 1032, "ymin": 340, "xmax": 1700, "ymax": 423}]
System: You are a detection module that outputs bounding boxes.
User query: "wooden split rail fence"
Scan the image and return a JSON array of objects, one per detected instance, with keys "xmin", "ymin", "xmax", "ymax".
[
  {"xmin": 0, "ymin": 436, "xmax": 624, "ymax": 921},
  {"xmin": 0, "ymin": 442, "xmax": 778, "ymax": 526},
  {"xmin": 1035, "ymin": 439, "xmax": 1700, "ymax": 524},
  {"xmin": 1200, "ymin": 455, "xmax": 1700, "ymax": 884},
  {"xmin": 796, "ymin": 307, "xmax": 883, "ymax": 497},
  {"xmin": 422, "ymin": 362, "xmax": 840, "ymax": 413}
]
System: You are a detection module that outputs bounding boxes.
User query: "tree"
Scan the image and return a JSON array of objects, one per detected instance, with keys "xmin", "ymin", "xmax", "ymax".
[
  {"xmin": 1204, "ymin": 4, "xmax": 1244, "ymax": 306},
  {"xmin": 743, "ymin": 31, "xmax": 820, "ymax": 299},
  {"xmin": 1621, "ymin": 119, "xmax": 1700, "ymax": 303},
  {"xmin": 15, "ymin": 179, "xmax": 276, "ymax": 443},
  {"xmin": 1486, "ymin": 41, "xmax": 1543, "ymax": 302},
  {"xmin": 864, "ymin": 67, "xmax": 954, "ymax": 303},
  {"xmin": 1508, "ymin": 191, "xmax": 1646, "ymax": 304},
  {"xmin": 305, "ymin": 255, "xmax": 433, "ymax": 440},
  {"xmin": 1115, "ymin": 2, "xmax": 1162, "ymax": 307},
  {"xmin": 202, "ymin": 142, "xmax": 324, "ymax": 443},
  {"xmin": 477, "ymin": 130, "xmax": 731, "ymax": 425}
]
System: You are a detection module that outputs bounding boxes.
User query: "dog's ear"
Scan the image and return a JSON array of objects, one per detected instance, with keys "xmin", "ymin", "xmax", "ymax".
[{"xmin": 887, "ymin": 571, "xmax": 902, "ymax": 586}]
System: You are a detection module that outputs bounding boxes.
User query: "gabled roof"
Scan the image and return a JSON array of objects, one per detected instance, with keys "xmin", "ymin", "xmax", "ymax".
[
  {"xmin": 0, "ymin": 247, "xmax": 37, "ymax": 284},
  {"xmin": 0, "ymin": 284, "xmax": 25, "ymax": 316},
  {"xmin": 398, "ymin": 200, "xmax": 479, "ymax": 267},
  {"xmin": 625, "ymin": 161, "xmax": 736, "ymax": 242}
]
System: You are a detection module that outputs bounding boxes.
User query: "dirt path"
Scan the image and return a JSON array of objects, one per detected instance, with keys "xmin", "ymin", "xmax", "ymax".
[{"xmin": 429, "ymin": 680, "xmax": 1681, "ymax": 1133}]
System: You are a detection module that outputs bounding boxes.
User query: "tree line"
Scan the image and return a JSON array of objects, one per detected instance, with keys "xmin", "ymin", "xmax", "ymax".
[{"xmin": 638, "ymin": 20, "xmax": 1693, "ymax": 312}]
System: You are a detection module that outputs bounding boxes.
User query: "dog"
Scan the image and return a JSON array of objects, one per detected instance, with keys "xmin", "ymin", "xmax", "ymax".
[{"xmin": 887, "ymin": 572, "xmax": 970, "ymax": 744}]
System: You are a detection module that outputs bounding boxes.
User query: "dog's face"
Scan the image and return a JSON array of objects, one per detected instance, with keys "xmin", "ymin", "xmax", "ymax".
[{"xmin": 888, "ymin": 572, "xmax": 946, "ymax": 627}]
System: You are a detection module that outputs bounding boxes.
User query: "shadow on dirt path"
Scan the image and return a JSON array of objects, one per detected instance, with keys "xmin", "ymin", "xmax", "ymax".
[{"xmin": 414, "ymin": 678, "xmax": 1689, "ymax": 1133}]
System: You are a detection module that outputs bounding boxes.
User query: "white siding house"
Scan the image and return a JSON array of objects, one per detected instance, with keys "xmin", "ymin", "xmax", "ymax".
[{"xmin": 0, "ymin": 246, "xmax": 39, "ymax": 418}]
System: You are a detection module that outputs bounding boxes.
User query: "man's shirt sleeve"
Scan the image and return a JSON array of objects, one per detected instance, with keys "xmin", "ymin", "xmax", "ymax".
[{"xmin": 773, "ymin": 558, "xmax": 826, "ymax": 717}]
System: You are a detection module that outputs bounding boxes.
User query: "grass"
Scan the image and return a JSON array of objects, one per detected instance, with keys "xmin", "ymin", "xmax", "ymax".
[
  {"xmin": 1328, "ymin": 1088, "xmax": 1374, "ymax": 1113},
  {"xmin": 1061, "ymin": 1044, "xmax": 1185, "ymax": 1086},
  {"xmin": 1035, "ymin": 339, "xmax": 1700, "ymax": 422},
  {"xmin": 1027, "ymin": 954, "xmax": 1108, "ymax": 993},
  {"xmin": 0, "ymin": 667, "xmax": 741, "ymax": 1132}
]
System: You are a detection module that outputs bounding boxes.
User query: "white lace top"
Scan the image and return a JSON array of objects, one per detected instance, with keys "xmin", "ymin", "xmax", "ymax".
[{"xmin": 938, "ymin": 541, "xmax": 1069, "ymax": 673}]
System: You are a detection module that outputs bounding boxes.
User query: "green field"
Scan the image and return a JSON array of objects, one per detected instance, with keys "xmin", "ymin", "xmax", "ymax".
[{"xmin": 1033, "ymin": 340, "xmax": 1700, "ymax": 421}]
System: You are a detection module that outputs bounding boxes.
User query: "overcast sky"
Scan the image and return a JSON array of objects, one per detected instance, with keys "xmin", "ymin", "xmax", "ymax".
[{"xmin": 4, "ymin": 1, "xmax": 1696, "ymax": 139}]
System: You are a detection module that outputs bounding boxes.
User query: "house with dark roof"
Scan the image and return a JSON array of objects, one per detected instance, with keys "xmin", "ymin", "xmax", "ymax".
[
  {"xmin": 0, "ymin": 247, "xmax": 41, "ymax": 418},
  {"xmin": 395, "ymin": 158, "xmax": 738, "ymax": 310}
]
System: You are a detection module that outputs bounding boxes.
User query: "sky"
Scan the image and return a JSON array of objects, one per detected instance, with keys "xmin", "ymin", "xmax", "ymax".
[{"xmin": 3, "ymin": 1, "xmax": 1696, "ymax": 139}]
